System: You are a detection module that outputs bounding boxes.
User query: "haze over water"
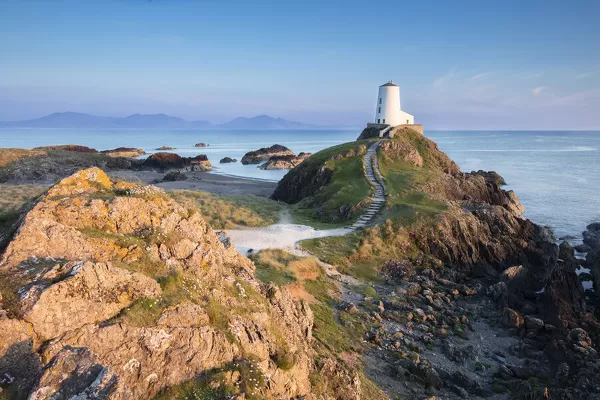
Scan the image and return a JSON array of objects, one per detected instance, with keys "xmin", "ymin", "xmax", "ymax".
[{"xmin": 1, "ymin": 128, "xmax": 598, "ymax": 240}]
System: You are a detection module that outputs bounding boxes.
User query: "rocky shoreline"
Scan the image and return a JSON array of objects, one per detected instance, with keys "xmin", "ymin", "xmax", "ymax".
[{"xmin": 1, "ymin": 130, "xmax": 599, "ymax": 399}]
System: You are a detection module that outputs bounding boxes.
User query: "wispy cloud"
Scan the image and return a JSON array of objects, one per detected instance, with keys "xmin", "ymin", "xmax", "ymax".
[
  {"xmin": 532, "ymin": 86, "xmax": 548, "ymax": 96},
  {"xmin": 432, "ymin": 67, "xmax": 457, "ymax": 88},
  {"xmin": 469, "ymin": 72, "xmax": 492, "ymax": 81}
]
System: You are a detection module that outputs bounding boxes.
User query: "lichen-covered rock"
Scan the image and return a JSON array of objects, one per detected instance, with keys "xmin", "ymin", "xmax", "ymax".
[
  {"xmin": 22, "ymin": 261, "xmax": 162, "ymax": 341},
  {"xmin": 0, "ymin": 168, "xmax": 315, "ymax": 399}
]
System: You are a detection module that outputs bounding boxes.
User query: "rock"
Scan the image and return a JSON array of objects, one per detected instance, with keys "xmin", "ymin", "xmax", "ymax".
[
  {"xmin": 503, "ymin": 308, "xmax": 525, "ymax": 328},
  {"xmin": 156, "ymin": 146, "xmax": 174, "ymax": 150},
  {"xmin": 259, "ymin": 152, "xmax": 312, "ymax": 170},
  {"xmin": 23, "ymin": 261, "xmax": 162, "ymax": 341},
  {"xmin": 379, "ymin": 140, "xmax": 423, "ymax": 167},
  {"xmin": 28, "ymin": 346, "xmax": 117, "ymax": 400},
  {"xmin": 241, "ymin": 144, "xmax": 295, "ymax": 165},
  {"xmin": 101, "ymin": 147, "xmax": 145, "ymax": 158},
  {"xmin": 34, "ymin": 144, "xmax": 98, "ymax": 153},
  {"xmin": 194, "ymin": 143, "xmax": 209, "ymax": 147},
  {"xmin": 143, "ymin": 153, "xmax": 212, "ymax": 171},
  {"xmin": 219, "ymin": 157, "xmax": 237, "ymax": 163},
  {"xmin": 162, "ymin": 170, "xmax": 187, "ymax": 181},
  {"xmin": 0, "ymin": 168, "xmax": 316, "ymax": 399},
  {"xmin": 524, "ymin": 315, "xmax": 544, "ymax": 330},
  {"xmin": 143, "ymin": 152, "xmax": 186, "ymax": 169},
  {"xmin": 575, "ymin": 244, "xmax": 592, "ymax": 253}
]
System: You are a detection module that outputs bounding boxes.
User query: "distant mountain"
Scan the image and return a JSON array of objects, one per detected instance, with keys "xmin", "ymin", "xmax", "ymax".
[
  {"xmin": 0, "ymin": 112, "xmax": 211, "ymax": 129},
  {"xmin": 216, "ymin": 115, "xmax": 319, "ymax": 130},
  {"xmin": 0, "ymin": 112, "xmax": 331, "ymax": 130}
]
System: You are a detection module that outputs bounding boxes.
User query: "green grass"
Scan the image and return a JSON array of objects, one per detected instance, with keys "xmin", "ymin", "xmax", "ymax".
[
  {"xmin": 310, "ymin": 304, "xmax": 364, "ymax": 353},
  {"xmin": 285, "ymin": 140, "xmax": 375, "ymax": 224},
  {"xmin": 153, "ymin": 358, "xmax": 268, "ymax": 400},
  {"xmin": 170, "ymin": 190, "xmax": 281, "ymax": 229}
]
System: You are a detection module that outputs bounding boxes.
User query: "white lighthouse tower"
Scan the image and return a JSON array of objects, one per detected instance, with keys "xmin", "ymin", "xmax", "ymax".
[{"xmin": 375, "ymin": 81, "xmax": 414, "ymax": 126}]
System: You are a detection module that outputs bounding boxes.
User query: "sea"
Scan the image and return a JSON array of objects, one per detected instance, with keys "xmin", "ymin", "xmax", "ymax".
[{"xmin": 1, "ymin": 128, "xmax": 599, "ymax": 241}]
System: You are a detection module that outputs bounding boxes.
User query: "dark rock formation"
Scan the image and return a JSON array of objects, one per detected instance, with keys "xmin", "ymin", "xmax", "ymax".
[
  {"xmin": 33, "ymin": 144, "xmax": 98, "ymax": 153},
  {"xmin": 162, "ymin": 170, "xmax": 187, "ymax": 181},
  {"xmin": 194, "ymin": 142, "xmax": 209, "ymax": 147},
  {"xmin": 219, "ymin": 157, "xmax": 237, "ymax": 163},
  {"xmin": 156, "ymin": 145, "xmax": 174, "ymax": 150},
  {"xmin": 259, "ymin": 152, "xmax": 311, "ymax": 170},
  {"xmin": 241, "ymin": 144, "xmax": 294, "ymax": 165},
  {"xmin": 143, "ymin": 152, "xmax": 212, "ymax": 171}
]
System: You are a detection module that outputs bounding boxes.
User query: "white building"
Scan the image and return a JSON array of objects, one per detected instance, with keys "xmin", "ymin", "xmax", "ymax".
[{"xmin": 375, "ymin": 81, "xmax": 414, "ymax": 126}]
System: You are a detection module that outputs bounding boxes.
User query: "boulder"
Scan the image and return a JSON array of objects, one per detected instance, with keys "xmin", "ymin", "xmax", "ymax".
[
  {"xmin": 101, "ymin": 147, "xmax": 145, "ymax": 158},
  {"xmin": 259, "ymin": 152, "xmax": 311, "ymax": 170},
  {"xmin": 162, "ymin": 170, "xmax": 187, "ymax": 181},
  {"xmin": 22, "ymin": 261, "xmax": 162, "ymax": 341},
  {"xmin": 503, "ymin": 308, "xmax": 525, "ymax": 328},
  {"xmin": 194, "ymin": 142, "xmax": 209, "ymax": 147},
  {"xmin": 219, "ymin": 156, "xmax": 237, "ymax": 163},
  {"xmin": 241, "ymin": 144, "xmax": 294, "ymax": 165},
  {"xmin": 155, "ymin": 146, "xmax": 174, "ymax": 150},
  {"xmin": 143, "ymin": 153, "xmax": 212, "ymax": 171}
]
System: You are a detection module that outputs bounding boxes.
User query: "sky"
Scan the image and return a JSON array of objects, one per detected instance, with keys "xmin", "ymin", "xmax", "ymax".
[{"xmin": 0, "ymin": 0, "xmax": 599, "ymax": 129}]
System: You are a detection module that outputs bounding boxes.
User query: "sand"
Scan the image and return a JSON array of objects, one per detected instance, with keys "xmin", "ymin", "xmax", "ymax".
[{"xmin": 109, "ymin": 169, "xmax": 277, "ymax": 197}]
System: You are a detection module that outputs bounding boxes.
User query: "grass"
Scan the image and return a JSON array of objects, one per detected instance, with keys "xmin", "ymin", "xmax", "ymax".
[
  {"xmin": 170, "ymin": 190, "xmax": 280, "ymax": 229},
  {"xmin": 0, "ymin": 148, "xmax": 46, "ymax": 168},
  {"xmin": 285, "ymin": 140, "xmax": 374, "ymax": 224},
  {"xmin": 153, "ymin": 358, "xmax": 268, "ymax": 400},
  {"xmin": 0, "ymin": 184, "xmax": 47, "ymax": 213},
  {"xmin": 250, "ymin": 249, "xmax": 321, "ymax": 286},
  {"xmin": 310, "ymin": 304, "xmax": 364, "ymax": 353}
]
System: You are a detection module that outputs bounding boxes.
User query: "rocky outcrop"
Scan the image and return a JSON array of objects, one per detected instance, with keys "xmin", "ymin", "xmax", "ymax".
[
  {"xmin": 155, "ymin": 146, "xmax": 174, "ymax": 150},
  {"xmin": 219, "ymin": 156, "xmax": 237, "ymax": 163},
  {"xmin": 161, "ymin": 170, "xmax": 187, "ymax": 181},
  {"xmin": 194, "ymin": 142, "xmax": 209, "ymax": 147},
  {"xmin": 0, "ymin": 168, "xmax": 315, "ymax": 399},
  {"xmin": 101, "ymin": 147, "xmax": 145, "ymax": 158},
  {"xmin": 259, "ymin": 152, "xmax": 312, "ymax": 170},
  {"xmin": 142, "ymin": 153, "xmax": 212, "ymax": 171},
  {"xmin": 33, "ymin": 145, "xmax": 98, "ymax": 153},
  {"xmin": 241, "ymin": 144, "xmax": 294, "ymax": 165},
  {"xmin": 22, "ymin": 261, "xmax": 161, "ymax": 341},
  {"xmin": 0, "ymin": 148, "xmax": 141, "ymax": 184},
  {"xmin": 32, "ymin": 145, "xmax": 145, "ymax": 159}
]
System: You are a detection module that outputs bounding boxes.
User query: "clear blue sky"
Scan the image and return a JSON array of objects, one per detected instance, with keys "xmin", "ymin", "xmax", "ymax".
[{"xmin": 1, "ymin": 0, "xmax": 599, "ymax": 129}]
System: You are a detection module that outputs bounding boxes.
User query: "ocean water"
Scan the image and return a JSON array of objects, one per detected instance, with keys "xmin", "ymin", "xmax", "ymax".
[{"xmin": 1, "ymin": 128, "xmax": 599, "ymax": 239}]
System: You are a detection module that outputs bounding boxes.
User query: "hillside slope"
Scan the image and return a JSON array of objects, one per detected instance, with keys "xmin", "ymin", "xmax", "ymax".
[{"xmin": 271, "ymin": 127, "xmax": 600, "ymax": 399}]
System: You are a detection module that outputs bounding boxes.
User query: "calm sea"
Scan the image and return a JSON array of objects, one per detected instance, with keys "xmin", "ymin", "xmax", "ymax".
[{"xmin": 1, "ymin": 128, "xmax": 599, "ymax": 240}]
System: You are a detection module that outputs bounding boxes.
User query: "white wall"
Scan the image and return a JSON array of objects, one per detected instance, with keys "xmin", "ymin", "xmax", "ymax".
[{"xmin": 375, "ymin": 85, "xmax": 402, "ymax": 126}]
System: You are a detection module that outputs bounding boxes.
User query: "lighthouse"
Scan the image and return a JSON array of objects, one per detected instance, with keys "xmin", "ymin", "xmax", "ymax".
[{"xmin": 375, "ymin": 81, "xmax": 414, "ymax": 126}]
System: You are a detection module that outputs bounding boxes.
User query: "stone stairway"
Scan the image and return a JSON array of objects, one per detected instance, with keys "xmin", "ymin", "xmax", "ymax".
[{"xmin": 349, "ymin": 140, "xmax": 386, "ymax": 229}]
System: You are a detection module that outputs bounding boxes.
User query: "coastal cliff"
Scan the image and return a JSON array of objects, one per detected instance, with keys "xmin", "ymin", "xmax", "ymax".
[{"xmin": 272, "ymin": 126, "xmax": 600, "ymax": 399}]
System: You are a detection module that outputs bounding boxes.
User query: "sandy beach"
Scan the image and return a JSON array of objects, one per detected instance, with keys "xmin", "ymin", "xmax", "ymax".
[{"xmin": 109, "ymin": 169, "xmax": 278, "ymax": 197}]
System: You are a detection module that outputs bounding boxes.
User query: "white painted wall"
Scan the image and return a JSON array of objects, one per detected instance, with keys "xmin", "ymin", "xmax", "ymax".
[{"xmin": 374, "ymin": 82, "xmax": 414, "ymax": 126}]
